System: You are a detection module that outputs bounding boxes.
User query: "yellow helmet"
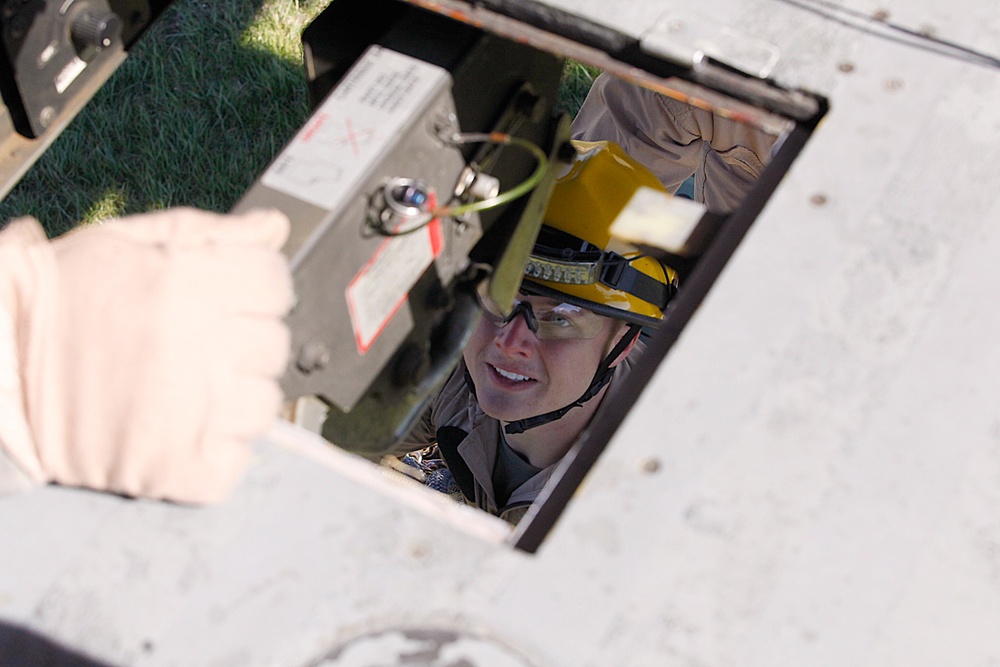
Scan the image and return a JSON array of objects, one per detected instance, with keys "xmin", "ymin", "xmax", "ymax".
[{"xmin": 522, "ymin": 140, "xmax": 679, "ymax": 328}]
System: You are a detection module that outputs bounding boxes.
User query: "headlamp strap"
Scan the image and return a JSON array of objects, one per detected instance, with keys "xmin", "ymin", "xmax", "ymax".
[{"xmin": 600, "ymin": 256, "xmax": 676, "ymax": 310}]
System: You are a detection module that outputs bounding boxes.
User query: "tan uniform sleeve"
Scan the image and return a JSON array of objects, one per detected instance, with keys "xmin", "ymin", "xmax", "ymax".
[{"xmin": 571, "ymin": 73, "xmax": 778, "ymax": 213}]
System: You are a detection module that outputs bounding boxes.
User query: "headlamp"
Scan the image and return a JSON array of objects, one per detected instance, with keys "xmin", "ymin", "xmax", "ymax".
[{"xmin": 523, "ymin": 256, "xmax": 600, "ymax": 285}]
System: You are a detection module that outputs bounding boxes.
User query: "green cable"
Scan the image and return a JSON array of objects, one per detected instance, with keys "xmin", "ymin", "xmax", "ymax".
[
  {"xmin": 433, "ymin": 132, "xmax": 549, "ymax": 218},
  {"xmin": 374, "ymin": 132, "xmax": 548, "ymax": 237}
]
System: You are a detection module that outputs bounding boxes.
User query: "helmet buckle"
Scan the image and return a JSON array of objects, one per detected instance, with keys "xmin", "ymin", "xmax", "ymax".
[{"xmin": 598, "ymin": 253, "xmax": 626, "ymax": 288}]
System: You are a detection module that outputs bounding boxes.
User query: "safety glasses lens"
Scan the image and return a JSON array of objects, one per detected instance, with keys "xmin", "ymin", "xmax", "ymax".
[{"xmin": 476, "ymin": 283, "xmax": 605, "ymax": 340}]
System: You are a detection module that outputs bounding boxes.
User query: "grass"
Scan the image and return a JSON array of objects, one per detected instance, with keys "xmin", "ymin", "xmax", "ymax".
[
  {"xmin": 556, "ymin": 60, "xmax": 601, "ymax": 118},
  {"xmin": 0, "ymin": 0, "xmax": 598, "ymax": 238},
  {"xmin": 0, "ymin": 0, "xmax": 326, "ymax": 237}
]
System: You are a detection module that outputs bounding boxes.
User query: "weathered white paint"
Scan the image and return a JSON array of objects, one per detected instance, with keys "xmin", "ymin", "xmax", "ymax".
[{"xmin": 2, "ymin": 0, "xmax": 1000, "ymax": 665}]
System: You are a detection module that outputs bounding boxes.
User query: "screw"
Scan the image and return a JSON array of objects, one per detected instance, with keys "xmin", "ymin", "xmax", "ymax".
[
  {"xmin": 641, "ymin": 458, "xmax": 662, "ymax": 474},
  {"xmin": 810, "ymin": 193, "xmax": 828, "ymax": 206},
  {"xmin": 38, "ymin": 106, "xmax": 56, "ymax": 128},
  {"xmin": 838, "ymin": 62, "xmax": 855, "ymax": 73},
  {"xmin": 433, "ymin": 113, "xmax": 460, "ymax": 144},
  {"xmin": 872, "ymin": 9, "xmax": 890, "ymax": 21},
  {"xmin": 885, "ymin": 78, "xmax": 904, "ymax": 91},
  {"xmin": 296, "ymin": 341, "xmax": 331, "ymax": 373}
]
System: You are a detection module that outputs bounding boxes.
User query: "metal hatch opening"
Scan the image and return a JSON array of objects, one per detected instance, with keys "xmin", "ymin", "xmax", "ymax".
[
  {"xmin": 267, "ymin": 0, "xmax": 828, "ymax": 552},
  {"xmin": 1, "ymin": 0, "xmax": 828, "ymax": 553}
]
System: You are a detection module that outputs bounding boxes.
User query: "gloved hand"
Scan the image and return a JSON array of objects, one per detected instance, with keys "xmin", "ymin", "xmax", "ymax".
[{"xmin": 0, "ymin": 207, "xmax": 294, "ymax": 503}]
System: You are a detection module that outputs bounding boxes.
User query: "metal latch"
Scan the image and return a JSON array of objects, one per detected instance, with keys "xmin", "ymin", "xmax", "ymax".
[{"xmin": 641, "ymin": 11, "xmax": 781, "ymax": 79}]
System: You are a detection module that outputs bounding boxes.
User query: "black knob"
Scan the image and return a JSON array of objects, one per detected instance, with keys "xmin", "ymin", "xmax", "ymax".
[{"xmin": 71, "ymin": 11, "xmax": 122, "ymax": 53}]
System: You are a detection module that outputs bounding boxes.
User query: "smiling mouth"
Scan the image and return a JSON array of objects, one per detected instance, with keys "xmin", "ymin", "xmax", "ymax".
[{"xmin": 490, "ymin": 364, "xmax": 534, "ymax": 383}]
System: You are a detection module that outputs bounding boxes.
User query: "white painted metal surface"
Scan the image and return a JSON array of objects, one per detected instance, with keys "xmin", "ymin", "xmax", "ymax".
[{"xmin": 3, "ymin": 0, "xmax": 1000, "ymax": 664}]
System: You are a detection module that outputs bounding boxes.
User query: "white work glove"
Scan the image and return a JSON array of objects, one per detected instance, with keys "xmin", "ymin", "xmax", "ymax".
[{"xmin": 0, "ymin": 207, "xmax": 293, "ymax": 503}]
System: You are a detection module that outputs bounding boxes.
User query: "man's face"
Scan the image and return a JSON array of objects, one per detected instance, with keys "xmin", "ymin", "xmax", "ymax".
[{"xmin": 463, "ymin": 293, "xmax": 625, "ymax": 424}]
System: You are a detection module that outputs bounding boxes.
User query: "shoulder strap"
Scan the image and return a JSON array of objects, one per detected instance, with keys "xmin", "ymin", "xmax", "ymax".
[{"xmin": 435, "ymin": 426, "xmax": 476, "ymax": 502}]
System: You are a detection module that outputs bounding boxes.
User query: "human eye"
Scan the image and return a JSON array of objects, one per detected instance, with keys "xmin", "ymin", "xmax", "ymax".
[
  {"xmin": 539, "ymin": 311, "xmax": 572, "ymax": 327},
  {"xmin": 538, "ymin": 304, "xmax": 582, "ymax": 328}
]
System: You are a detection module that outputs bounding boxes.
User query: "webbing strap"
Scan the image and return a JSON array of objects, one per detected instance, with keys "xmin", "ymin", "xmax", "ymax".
[{"xmin": 435, "ymin": 426, "xmax": 476, "ymax": 502}]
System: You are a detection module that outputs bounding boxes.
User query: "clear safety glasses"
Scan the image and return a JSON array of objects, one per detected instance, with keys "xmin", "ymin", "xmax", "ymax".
[{"xmin": 476, "ymin": 282, "xmax": 607, "ymax": 340}]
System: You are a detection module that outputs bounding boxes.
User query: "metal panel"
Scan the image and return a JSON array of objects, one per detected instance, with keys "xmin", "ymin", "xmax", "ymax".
[{"xmin": 3, "ymin": 0, "xmax": 1000, "ymax": 665}]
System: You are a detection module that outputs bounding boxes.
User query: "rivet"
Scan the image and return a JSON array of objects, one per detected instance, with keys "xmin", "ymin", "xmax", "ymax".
[
  {"xmin": 296, "ymin": 341, "xmax": 331, "ymax": 373},
  {"xmin": 810, "ymin": 193, "xmax": 828, "ymax": 206},
  {"xmin": 38, "ymin": 106, "xmax": 56, "ymax": 128},
  {"xmin": 885, "ymin": 78, "xmax": 904, "ymax": 91},
  {"xmin": 641, "ymin": 458, "xmax": 662, "ymax": 474},
  {"xmin": 837, "ymin": 62, "xmax": 855, "ymax": 73},
  {"xmin": 873, "ymin": 9, "xmax": 890, "ymax": 21}
]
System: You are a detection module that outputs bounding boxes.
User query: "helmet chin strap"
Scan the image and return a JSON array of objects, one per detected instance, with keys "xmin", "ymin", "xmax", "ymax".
[{"xmin": 499, "ymin": 323, "xmax": 641, "ymax": 436}]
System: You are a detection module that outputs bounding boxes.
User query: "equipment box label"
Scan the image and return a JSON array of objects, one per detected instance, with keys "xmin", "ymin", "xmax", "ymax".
[{"xmin": 262, "ymin": 46, "xmax": 449, "ymax": 211}]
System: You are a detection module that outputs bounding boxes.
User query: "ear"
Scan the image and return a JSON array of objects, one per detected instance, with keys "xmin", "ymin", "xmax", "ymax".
[{"xmin": 605, "ymin": 323, "xmax": 639, "ymax": 368}]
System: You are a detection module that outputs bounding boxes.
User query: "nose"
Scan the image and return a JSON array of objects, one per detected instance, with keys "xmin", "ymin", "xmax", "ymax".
[{"xmin": 492, "ymin": 309, "xmax": 536, "ymax": 356}]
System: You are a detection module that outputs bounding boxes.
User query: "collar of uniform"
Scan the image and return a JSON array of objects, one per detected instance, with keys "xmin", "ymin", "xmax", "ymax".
[
  {"xmin": 456, "ymin": 419, "xmax": 499, "ymax": 512},
  {"xmin": 457, "ymin": 420, "xmax": 560, "ymax": 514}
]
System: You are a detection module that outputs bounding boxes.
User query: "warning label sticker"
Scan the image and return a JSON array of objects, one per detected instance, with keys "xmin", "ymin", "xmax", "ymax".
[
  {"xmin": 262, "ymin": 45, "xmax": 451, "ymax": 354},
  {"xmin": 346, "ymin": 219, "xmax": 444, "ymax": 354},
  {"xmin": 261, "ymin": 46, "xmax": 449, "ymax": 211}
]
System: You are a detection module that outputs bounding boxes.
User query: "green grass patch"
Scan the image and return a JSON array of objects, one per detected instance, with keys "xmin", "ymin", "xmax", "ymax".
[
  {"xmin": 0, "ymin": 0, "xmax": 326, "ymax": 237},
  {"xmin": 556, "ymin": 60, "xmax": 600, "ymax": 118}
]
